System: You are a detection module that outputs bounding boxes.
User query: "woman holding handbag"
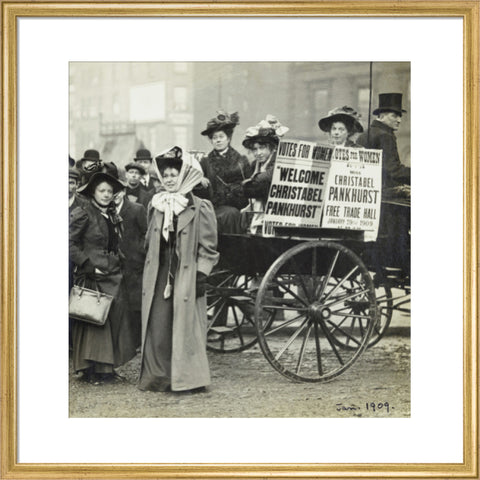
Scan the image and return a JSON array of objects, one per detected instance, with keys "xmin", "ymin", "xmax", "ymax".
[
  {"xmin": 138, "ymin": 146, "xmax": 219, "ymax": 393},
  {"xmin": 69, "ymin": 172, "xmax": 137, "ymax": 384}
]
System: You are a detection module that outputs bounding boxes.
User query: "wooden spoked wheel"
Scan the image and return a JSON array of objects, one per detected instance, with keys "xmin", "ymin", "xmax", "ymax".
[
  {"xmin": 254, "ymin": 241, "xmax": 378, "ymax": 382},
  {"xmin": 206, "ymin": 270, "xmax": 258, "ymax": 353}
]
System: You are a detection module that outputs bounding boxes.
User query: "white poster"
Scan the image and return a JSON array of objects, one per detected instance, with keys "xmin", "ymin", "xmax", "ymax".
[
  {"xmin": 263, "ymin": 139, "xmax": 332, "ymax": 235},
  {"xmin": 321, "ymin": 146, "xmax": 383, "ymax": 241}
]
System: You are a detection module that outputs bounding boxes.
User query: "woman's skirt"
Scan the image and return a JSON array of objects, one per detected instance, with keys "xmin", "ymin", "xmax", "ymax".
[
  {"xmin": 72, "ymin": 271, "xmax": 137, "ymax": 373},
  {"xmin": 138, "ymin": 244, "xmax": 178, "ymax": 392}
]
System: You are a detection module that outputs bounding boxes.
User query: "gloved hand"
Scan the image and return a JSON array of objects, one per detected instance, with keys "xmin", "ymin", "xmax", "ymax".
[{"xmin": 196, "ymin": 272, "xmax": 208, "ymax": 298}]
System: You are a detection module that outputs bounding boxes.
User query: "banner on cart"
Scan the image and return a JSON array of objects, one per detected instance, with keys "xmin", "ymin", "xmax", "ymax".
[
  {"xmin": 263, "ymin": 139, "xmax": 333, "ymax": 235},
  {"xmin": 321, "ymin": 146, "xmax": 383, "ymax": 241}
]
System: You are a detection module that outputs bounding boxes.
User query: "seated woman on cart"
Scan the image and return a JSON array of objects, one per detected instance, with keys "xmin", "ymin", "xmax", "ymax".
[
  {"xmin": 196, "ymin": 111, "xmax": 252, "ymax": 234},
  {"xmin": 318, "ymin": 105, "xmax": 364, "ymax": 148},
  {"xmin": 240, "ymin": 115, "xmax": 289, "ymax": 234}
]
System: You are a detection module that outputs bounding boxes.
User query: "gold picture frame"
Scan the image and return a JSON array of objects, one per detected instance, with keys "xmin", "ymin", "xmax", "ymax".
[{"xmin": 1, "ymin": 1, "xmax": 478, "ymax": 478}]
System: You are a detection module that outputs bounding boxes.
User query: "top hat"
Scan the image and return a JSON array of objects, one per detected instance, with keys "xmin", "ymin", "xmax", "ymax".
[
  {"xmin": 134, "ymin": 149, "xmax": 153, "ymax": 162},
  {"xmin": 125, "ymin": 162, "xmax": 146, "ymax": 175},
  {"xmin": 155, "ymin": 146, "xmax": 183, "ymax": 173},
  {"xmin": 373, "ymin": 93, "xmax": 407, "ymax": 116},
  {"xmin": 80, "ymin": 149, "xmax": 101, "ymax": 163},
  {"xmin": 201, "ymin": 111, "xmax": 239, "ymax": 137},
  {"xmin": 318, "ymin": 106, "xmax": 363, "ymax": 134},
  {"xmin": 77, "ymin": 172, "xmax": 125, "ymax": 197},
  {"xmin": 242, "ymin": 115, "xmax": 289, "ymax": 150}
]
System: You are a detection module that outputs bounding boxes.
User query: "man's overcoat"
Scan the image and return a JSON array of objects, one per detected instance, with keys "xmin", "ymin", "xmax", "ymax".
[
  {"xmin": 141, "ymin": 195, "xmax": 219, "ymax": 391},
  {"xmin": 357, "ymin": 119, "xmax": 410, "ymax": 189}
]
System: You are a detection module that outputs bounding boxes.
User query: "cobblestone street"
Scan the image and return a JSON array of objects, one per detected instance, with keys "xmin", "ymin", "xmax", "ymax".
[{"xmin": 70, "ymin": 314, "xmax": 410, "ymax": 418}]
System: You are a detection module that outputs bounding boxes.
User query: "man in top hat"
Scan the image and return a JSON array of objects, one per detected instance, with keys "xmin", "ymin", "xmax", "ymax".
[
  {"xmin": 357, "ymin": 93, "xmax": 410, "ymax": 193},
  {"xmin": 75, "ymin": 149, "xmax": 118, "ymax": 188},
  {"xmin": 134, "ymin": 149, "xmax": 156, "ymax": 193},
  {"xmin": 357, "ymin": 93, "xmax": 410, "ymax": 279},
  {"xmin": 124, "ymin": 162, "xmax": 153, "ymax": 209}
]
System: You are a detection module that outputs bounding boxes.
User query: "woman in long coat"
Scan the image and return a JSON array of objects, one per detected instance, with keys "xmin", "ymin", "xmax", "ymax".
[
  {"xmin": 69, "ymin": 172, "xmax": 137, "ymax": 384},
  {"xmin": 197, "ymin": 111, "xmax": 252, "ymax": 234},
  {"xmin": 139, "ymin": 146, "xmax": 219, "ymax": 393}
]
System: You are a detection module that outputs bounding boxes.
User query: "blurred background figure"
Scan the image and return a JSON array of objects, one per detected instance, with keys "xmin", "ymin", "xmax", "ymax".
[
  {"xmin": 75, "ymin": 149, "xmax": 118, "ymax": 188},
  {"xmin": 113, "ymin": 184, "xmax": 147, "ymax": 348},
  {"xmin": 134, "ymin": 149, "xmax": 157, "ymax": 194},
  {"xmin": 124, "ymin": 162, "xmax": 152, "ymax": 208}
]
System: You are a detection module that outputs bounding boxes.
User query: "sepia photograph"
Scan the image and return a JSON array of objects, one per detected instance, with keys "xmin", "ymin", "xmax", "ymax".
[
  {"xmin": 68, "ymin": 61, "xmax": 411, "ymax": 418},
  {"xmin": 3, "ymin": 5, "xmax": 475, "ymax": 477}
]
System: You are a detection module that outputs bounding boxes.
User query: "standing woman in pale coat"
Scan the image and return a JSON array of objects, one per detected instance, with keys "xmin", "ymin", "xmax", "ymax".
[{"xmin": 138, "ymin": 147, "xmax": 219, "ymax": 393}]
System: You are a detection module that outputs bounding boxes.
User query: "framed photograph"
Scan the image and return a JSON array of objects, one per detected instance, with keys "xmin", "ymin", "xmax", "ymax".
[{"xmin": 2, "ymin": 1, "xmax": 478, "ymax": 478}]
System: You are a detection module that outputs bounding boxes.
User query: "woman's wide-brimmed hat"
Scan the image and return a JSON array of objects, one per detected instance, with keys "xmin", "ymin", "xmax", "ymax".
[
  {"xmin": 155, "ymin": 146, "xmax": 183, "ymax": 173},
  {"xmin": 318, "ymin": 106, "xmax": 364, "ymax": 134},
  {"xmin": 373, "ymin": 93, "xmax": 407, "ymax": 116},
  {"xmin": 201, "ymin": 111, "xmax": 240, "ymax": 136},
  {"xmin": 80, "ymin": 149, "xmax": 102, "ymax": 163},
  {"xmin": 242, "ymin": 114, "xmax": 289, "ymax": 150},
  {"xmin": 77, "ymin": 172, "xmax": 125, "ymax": 197},
  {"xmin": 124, "ymin": 162, "xmax": 146, "ymax": 175},
  {"xmin": 134, "ymin": 149, "xmax": 153, "ymax": 162}
]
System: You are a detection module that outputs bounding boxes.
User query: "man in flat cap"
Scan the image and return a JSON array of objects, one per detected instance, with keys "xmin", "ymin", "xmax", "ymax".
[{"xmin": 124, "ymin": 162, "xmax": 153, "ymax": 209}]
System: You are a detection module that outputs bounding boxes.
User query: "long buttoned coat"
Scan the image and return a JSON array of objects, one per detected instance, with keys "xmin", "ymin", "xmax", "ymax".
[{"xmin": 141, "ymin": 194, "xmax": 219, "ymax": 391}]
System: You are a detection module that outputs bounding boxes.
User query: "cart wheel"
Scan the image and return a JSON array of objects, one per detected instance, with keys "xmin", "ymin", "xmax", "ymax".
[
  {"xmin": 255, "ymin": 241, "xmax": 377, "ymax": 382},
  {"xmin": 367, "ymin": 282, "xmax": 393, "ymax": 347},
  {"xmin": 325, "ymin": 277, "xmax": 392, "ymax": 350},
  {"xmin": 206, "ymin": 270, "xmax": 258, "ymax": 353}
]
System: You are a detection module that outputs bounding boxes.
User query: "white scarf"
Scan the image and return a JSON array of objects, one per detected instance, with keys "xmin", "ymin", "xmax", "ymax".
[
  {"xmin": 151, "ymin": 152, "xmax": 204, "ymax": 240},
  {"xmin": 151, "ymin": 192, "xmax": 189, "ymax": 240}
]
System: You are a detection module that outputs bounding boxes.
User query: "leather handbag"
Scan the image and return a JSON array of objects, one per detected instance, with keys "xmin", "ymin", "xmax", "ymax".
[{"xmin": 69, "ymin": 279, "xmax": 114, "ymax": 326}]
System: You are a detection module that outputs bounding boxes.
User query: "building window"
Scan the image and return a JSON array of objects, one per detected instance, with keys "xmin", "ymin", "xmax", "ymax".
[
  {"xmin": 314, "ymin": 89, "xmax": 329, "ymax": 116},
  {"xmin": 173, "ymin": 87, "xmax": 187, "ymax": 111}
]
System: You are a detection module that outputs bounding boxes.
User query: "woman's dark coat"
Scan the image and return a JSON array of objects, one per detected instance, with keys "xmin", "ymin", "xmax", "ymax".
[
  {"xmin": 69, "ymin": 201, "xmax": 137, "ymax": 371},
  {"xmin": 199, "ymin": 147, "xmax": 252, "ymax": 209}
]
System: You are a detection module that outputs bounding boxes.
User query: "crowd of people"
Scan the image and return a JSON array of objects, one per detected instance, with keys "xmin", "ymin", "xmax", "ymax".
[{"xmin": 69, "ymin": 92, "xmax": 411, "ymax": 392}]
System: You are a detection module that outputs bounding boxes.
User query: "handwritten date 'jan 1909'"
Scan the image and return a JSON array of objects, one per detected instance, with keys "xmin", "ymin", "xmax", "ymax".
[{"xmin": 336, "ymin": 402, "xmax": 393, "ymax": 414}]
